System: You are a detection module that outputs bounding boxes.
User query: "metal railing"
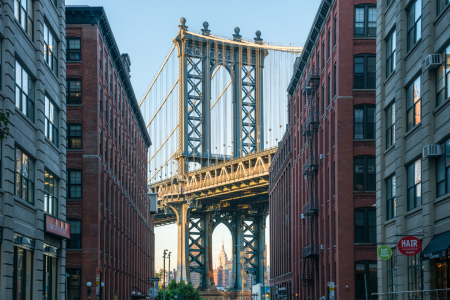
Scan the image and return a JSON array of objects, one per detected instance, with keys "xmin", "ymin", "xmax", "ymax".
[
  {"xmin": 303, "ymin": 156, "xmax": 319, "ymax": 175},
  {"xmin": 372, "ymin": 289, "xmax": 450, "ymax": 300},
  {"xmin": 303, "ymin": 199, "xmax": 319, "ymax": 214},
  {"xmin": 301, "ymin": 244, "xmax": 319, "ymax": 258}
]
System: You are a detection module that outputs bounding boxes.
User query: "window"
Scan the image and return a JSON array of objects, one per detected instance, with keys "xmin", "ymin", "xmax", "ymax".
[
  {"xmin": 438, "ymin": 0, "xmax": 450, "ymax": 15},
  {"xmin": 406, "ymin": 76, "xmax": 421, "ymax": 131},
  {"xmin": 67, "ymin": 170, "xmax": 82, "ymax": 199},
  {"xmin": 387, "ymin": 251, "xmax": 398, "ymax": 300},
  {"xmin": 327, "ymin": 74, "xmax": 330, "ymax": 106},
  {"xmin": 328, "ymin": 28, "xmax": 331, "ymax": 59},
  {"xmin": 15, "ymin": 148, "xmax": 34, "ymax": 204},
  {"xmin": 333, "ymin": 63, "xmax": 336, "ymax": 97},
  {"xmin": 317, "ymin": 51, "xmax": 320, "ymax": 71},
  {"xmin": 67, "ymin": 220, "xmax": 81, "ymax": 249},
  {"xmin": 322, "ymin": 84, "xmax": 325, "ymax": 114},
  {"xmin": 43, "ymin": 254, "xmax": 58, "ymax": 300},
  {"xmin": 15, "ymin": 60, "xmax": 34, "ymax": 121},
  {"xmin": 408, "ymin": 254, "xmax": 423, "ymax": 299},
  {"xmin": 386, "ymin": 176, "xmax": 396, "ymax": 220},
  {"xmin": 322, "ymin": 42, "xmax": 325, "ymax": 70},
  {"xmin": 105, "ymin": 95, "xmax": 108, "ymax": 121},
  {"xmin": 354, "ymin": 208, "xmax": 376, "ymax": 243},
  {"xmin": 99, "ymin": 85, "xmax": 102, "ymax": 112},
  {"xmin": 104, "ymin": 57, "xmax": 107, "ymax": 81},
  {"xmin": 45, "ymin": 96, "xmax": 58, "ymax": 146},
  {"xmin": 99, "ymin": 45, "xmax": 102, "ymax": 71},
  {"xmin": 354, "ymin": 54, "xmax": 376, "ymax": 89},
  {"xmin": 354, "ymin": 155, "xmax": 376, "ymax": 191},
  {"xmin": 386, "ymin": 31, "xmax": 396, "ymax": 78},
  {"xmin": 437, "ymin": 139, "xmax": 450, "ymax": 197},
  {"xmin": 387, "ymin": 0, "xmax": 393, "ymax": 7},
  {"xmin": 44, "ymin": 170, "xmax": 58, "ymax": 216},
  {"xmin": 407, "ymin": 0, "xmax": 422, "ymax": 51},
  {"xmin": 67, "ymin": 269, "xmax": 81, "ymax": 300},
  {"xmin": 44, "ymin": 23, "xmax": 57, "ymax": 74},
  {"xmin": 67, "ymin": 124, "xmax": 81, "ymax": 149},
  {"xmin": 334, "ymin": 14, "xmax": 337, "ymax": 46},
  {"xmin": 386, "ymin": 102, "xmax": 395, "ymax": 148},
  {"xmin": 99, "ymin": 129, "xmax": 102, "ymax": 157},
  {"xmin": 67, "ymin": 38, "xmax": 81, "ymax": 61},
  {"xmin": 354, "ymin": 5, "xmax": 376, "ymax": 37},
  {"xmin": 437, "ymin": 45, "xmax": 450, "ymax": 106},
  {"xmin": 13, "ymin": 245, "xmax": 33, "ymax": 300},
  {"xmin": 67, "ymin": 80, "xmax": 81, "ymax": 105},
  {"xmin": 354, "ymin": 105, "xmax": 375, "ymax": 139},
  {"xmin": 14, "ymin": 0, "xmax": 33, "ymax": 39},
  {"xmin": 407, "ymin": 158, "xmax": 421, "ymax": 210},
  {"xmin": 110, "ymin": 71, "xmax": 113, "ymax": 92},
  {"xmin": 355, "ymin": 261, "xmax": 378, "ymax": 300}
]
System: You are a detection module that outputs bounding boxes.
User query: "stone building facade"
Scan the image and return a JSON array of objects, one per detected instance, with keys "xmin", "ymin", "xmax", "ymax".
[
  {"xmin": 0, "ymin": 0, "xmax": 67, "ymax": 300},
  {"xmin": 376, "ymin": 0, "xmax": 450, "ymax": 296},
  {"xmin": 65, "ymin": 6, "xmax": 154, "ymax": 300}
]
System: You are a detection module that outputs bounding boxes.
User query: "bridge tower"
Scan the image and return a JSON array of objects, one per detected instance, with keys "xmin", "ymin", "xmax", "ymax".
[{"xmin": 166, "ymin": 18, "xmax": 269, "ymax": 291}]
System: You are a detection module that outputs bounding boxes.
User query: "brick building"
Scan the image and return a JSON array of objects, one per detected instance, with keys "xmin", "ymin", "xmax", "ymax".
[
  {"xmin": 268, "ymin": 129, "xmax": 292, "ymax": 297},
  {"xmin": 0, "ymin": 1, "xmax": 67, "ymax": 299},
  {"xmin": 65, "ymin": 6, "xmax": 154, "ymax": 299},
  {"xmin": 270, "ymin": 0, "xmax": 378, "ymax": 299}
]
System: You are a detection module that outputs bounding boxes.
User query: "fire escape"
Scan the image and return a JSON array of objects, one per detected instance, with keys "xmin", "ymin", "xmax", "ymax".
[{"xmin": 301, "ymin": 68, "xmax": 320, "ymax": 286}]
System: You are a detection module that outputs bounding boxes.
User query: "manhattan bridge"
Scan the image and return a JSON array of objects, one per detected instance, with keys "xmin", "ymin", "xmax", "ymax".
[{"xmin": 140, "ymin": 18, "xmax": 302, "ymax": 293}]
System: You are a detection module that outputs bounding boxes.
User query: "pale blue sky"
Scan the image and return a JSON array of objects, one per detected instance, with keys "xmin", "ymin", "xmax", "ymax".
[{"xmin": 66, "ymin": 0, "xmax": 321, "ymax": 272}]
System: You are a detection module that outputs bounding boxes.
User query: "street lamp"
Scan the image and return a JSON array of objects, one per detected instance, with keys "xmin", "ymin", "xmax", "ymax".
[
  {"xmin": 168, "ymin": 252, "xmax": 172, "ymax": 282},
  {"xmin": 87, "ymin": 282, "xmax": 92, "ymax": 299},
  {"xmin": 163, "ymin": 249, "xmax": 168, "ymax": 300}
]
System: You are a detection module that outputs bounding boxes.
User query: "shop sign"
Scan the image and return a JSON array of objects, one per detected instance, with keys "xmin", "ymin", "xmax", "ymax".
[
  {"xmin": 398, "ymin": 236, "xmax": 422, "ymax": 256},
  {"xmin": 378, "ymin": 245, "xmax": 393, "ymax": 260},
  {"xmin": 45, "ymin": 214, "xmax": 70, "ymax": 239}
]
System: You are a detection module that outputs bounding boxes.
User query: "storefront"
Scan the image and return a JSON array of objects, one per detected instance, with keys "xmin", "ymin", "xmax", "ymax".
[
  {"xmin": 421, "ymin": 231, "xmax": 450, "ymax": 294},
  {"xmin": 44, "ymin": 214, "xmax": 70, "ymax": 300}
]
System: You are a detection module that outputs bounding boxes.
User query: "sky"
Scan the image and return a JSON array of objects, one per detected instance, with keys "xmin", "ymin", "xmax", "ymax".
[{"xmin": 66, "ymin": 0, "xmax": 321, "ymax": 273}]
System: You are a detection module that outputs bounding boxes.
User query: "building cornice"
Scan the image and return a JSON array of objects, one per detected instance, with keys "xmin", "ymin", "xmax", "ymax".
[
  {"xmin": 287, "ymin": 0, "xmax": 334, "ymax": 96},
  {"xmin": 66, "ymin": 6, "xmax": 152, "ymax": 148}
]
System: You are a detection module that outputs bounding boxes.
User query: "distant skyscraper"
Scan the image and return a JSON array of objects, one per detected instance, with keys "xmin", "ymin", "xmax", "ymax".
[
  {"xmin": 225, "ymin": 261, "xmax": 233, "ymax": 288},
  {"xmin": 218, "ymin": 240, "xmax": 228, "ymax": 268}
]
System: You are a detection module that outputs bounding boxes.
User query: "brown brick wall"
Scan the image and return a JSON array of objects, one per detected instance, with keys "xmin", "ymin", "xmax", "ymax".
[{"xmin": 66, "ymin": 23, "xmax": 154, "ymax": 300}]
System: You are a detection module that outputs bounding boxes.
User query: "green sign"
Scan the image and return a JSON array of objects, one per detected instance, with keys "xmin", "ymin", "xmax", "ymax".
[{"xmin": 378, "ymin": 245, "xmax": 393, "ymax": 260}]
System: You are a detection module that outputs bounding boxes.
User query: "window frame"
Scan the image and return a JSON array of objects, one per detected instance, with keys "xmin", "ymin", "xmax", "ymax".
[
  {"xmin": 67, "ymin": 124, "xmax": 82, "ymax": 150},
  {"xmin": 333, "ymin": 63, "xmax": 337, "ymax": 97},
  {"xmin": 334, "ymin": 14, "xmax": 337, "ymax": 46},
  {"xmin": 354, "ymin": 104, "xmax": 376, "ymax": 140},
  {"xmin": 327, "ymin": 74, "xmax": 330, "ymax": 106},
  {"xmin": 45, "ymin": 95, "xmax": 58, "ymax": 146},
  {"xmin": 43, "ymin": 254, "xmax": 58, "ymax": 300},
  {"xmin": 328, "ymin": 28, "xmax": 331, "ymax": 59},
  {"xmin": 67, "ymin": 220, "xmax": 81, "ymax": 249},
  {"xmin": 406, "ymin": 76, "xmax": 421, "ymax": 131},
  {"xmin": 67, "ymin": 79, "xmax": 82, "ymax": 105},
  {"xmin": 44, "ymin": 169, "xmax": 58, "ymax": 216},
  {"xmin": 407, "ymin": 158, "xmax": 422, "ymax": 210},
  {"xmin": 67, "ymin": 269, "xmax": 82, "ymax": 300},
  {"xmin": 436, "ymin": 139, "xmax": 450, "ymax": 197},
  {"xmin": 387, "ymin": 251, "xmax": 398, "ymax": 300},
  {"xmin": 66, "ymin": 37, "xmax": 81, "ymax": 61},
  {"xmin": 13, "ymin": 245, "xmax": 34, "ymax": 300},
  {"xmin": 407, "ymin": 0, "xmax": 422, "ymax": 52},
  {"xmin": 386, "ymin": 102, "xmax": 396, "ymax": 148},
  {"xmin": 438, "ymin": 0, "xmax": 450, "ymax": 15},
  {"xmin": 386, "ymin": 30, "xmax": 396, "ymax": 77},
  {"xmin": 355, "ymin": 260, "xmax": 378, "ymax": 300},
  {"xmin": 354, "ymin": 155, "xmax": 376, "ymax": 191},
  {"xmin": 354, "ymin": 208, "xmax": 376, "ymax": 244},
  {"xmin": 15, "ymin": 147, "xmax": 34, "ymax": 204},
  {"xmin": 354, "ymin": 4, "xmax": 377, "ymax": 37},
  {"xmin": 14, "ymin": 0, "xmax": 33, "ymax": 40},
  {"xmin": 67, "ymin": 170, "xmax": 82, "ymax": 200},
  {"xmin": 354, "ymin": 54, "xmax": 376, "ymax": 89},
  {"xmin": 436, "ymin": 45, "xmax": 450, "ymax": 107},
  {"xmin": 408, "ymin": 253, "xmax": 424, "ymax": 298},
  {"xmin": 386, "ymin": 175, "xmax": 396, "ymax": 220},
  {"xmin": 43, "ymin": 23, "xmax": 58, "ymax": 75},
  {"xmin": 15, "ymin": 60, "xmax": 34, "ymax": 121},
  {"xmin": 322, "ymin": 42, "xmax": 325, "ymax": 71}
]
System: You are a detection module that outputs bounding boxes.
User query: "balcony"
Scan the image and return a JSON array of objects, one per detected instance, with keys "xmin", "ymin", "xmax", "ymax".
[
  {"xmin": 302, "ymin": 156, "xmax": 319, "ymax": 175},
  {"xmin": 301, "ymin": 111, "xmax": 320, "ymax": 136},
  {"xmin": 302, "ymin": 244, "xmax": 319, "ymax": 258},
  {"xmin": 303, "ymin": 199, "xmax": 319, "ymax": 215},
  {"xmin": 301, "ymin": 68, "xmax": 320, "ymax": 94}
]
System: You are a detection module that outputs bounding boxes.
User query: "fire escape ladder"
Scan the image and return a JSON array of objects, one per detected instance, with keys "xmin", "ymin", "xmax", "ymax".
[{"xmin": 301, "ymin": 68, "xmax": 319, "ymax": 286}]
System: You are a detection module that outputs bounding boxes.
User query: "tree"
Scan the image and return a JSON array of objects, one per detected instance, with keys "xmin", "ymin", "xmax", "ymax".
[
  {"xmin": 0, "ymin": 109, "xmax": 10, "ymax": 140},
  {"xmin": 155, "ymin": 268, "xmax": 165, "ymax": 282},
  {"xmin": 156, "ymin": 280, "xmax": 203, "ymax": 300}
]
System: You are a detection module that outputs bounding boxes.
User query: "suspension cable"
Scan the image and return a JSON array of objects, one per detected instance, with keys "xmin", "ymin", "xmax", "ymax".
[
  {"xmin": 211, "ymin": 81, "xmax": 232, "ymax": 110},
  {"xmin": 147, "ymin": 125, "xmax": 179, "ymax": 163},
  {"xmin": 146, "ymin": 79, "xmax": 179, "ymax": 128},
  {"xmin": 148, "ymin": 151, "xmax": 178, "ymax": 182},
  {"xmin": 139, "ymin": 45, "xmax": 176, "ymax": 107}
]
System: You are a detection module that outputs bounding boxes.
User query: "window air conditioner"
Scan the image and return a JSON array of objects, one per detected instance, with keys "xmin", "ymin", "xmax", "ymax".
[
  {"xmin": 423, "ymin": 144, "xmax": 443, "ymax": 158},
  {"xmin": 301, "ymin": 214, "xmax": 305, "ymax": 219},
  {"xmin": 320, "ymin": 244, "xmax": 324, "ymax": 250},
  {"xmin": 424, "ymin": 54, "xmax": 442, "ymax": 70},
  {"xmin": 148, "ymin": 193, "xmax": 158, "ymax": 213}
]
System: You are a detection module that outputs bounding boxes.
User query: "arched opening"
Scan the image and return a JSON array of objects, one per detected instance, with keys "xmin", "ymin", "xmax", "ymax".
[
  {"xmin": 212, "ymin": 222, "xmax": 233, "ymax": 290},
  {"xmin": 210, "ymin": 64, "xmax": 233, "ymax": 160}
]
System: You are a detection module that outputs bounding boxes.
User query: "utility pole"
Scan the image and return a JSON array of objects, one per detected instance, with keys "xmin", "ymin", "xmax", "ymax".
[
  {"xmin": 163, "ymin": 249, "xmax": 168, "ymax": 300},
  {"xmin": 168, "ymin": 252, "xmax": 172, "ymax": 283}
]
